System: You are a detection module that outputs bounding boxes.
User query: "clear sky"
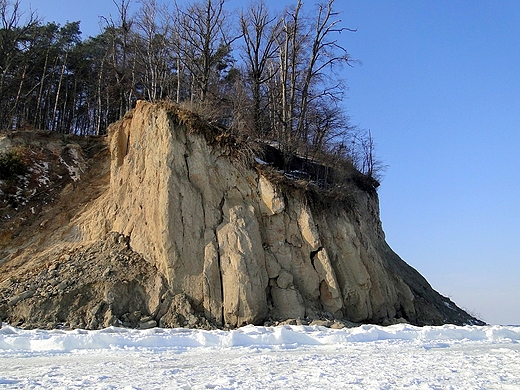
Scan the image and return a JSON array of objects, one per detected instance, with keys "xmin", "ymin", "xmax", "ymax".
[{"xmin": 28, "ymin": 0, "xmax": 520, "ymax": 325}]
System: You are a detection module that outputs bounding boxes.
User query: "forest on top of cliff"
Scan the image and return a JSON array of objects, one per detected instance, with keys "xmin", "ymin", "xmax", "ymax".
[{"xmin": 0, "ymin": 0, "xmax": 384, "ymax": 181}]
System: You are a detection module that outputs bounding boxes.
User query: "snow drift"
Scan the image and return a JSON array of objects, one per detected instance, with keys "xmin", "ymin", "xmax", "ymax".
[{"xmin": 1, "ymin": 323, "xmax": 519, "ymax": 352}]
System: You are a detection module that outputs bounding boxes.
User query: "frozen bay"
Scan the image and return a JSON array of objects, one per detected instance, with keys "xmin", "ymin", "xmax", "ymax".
[{"xmin": 1, "ymin": 323, "xmax": 519, "ymax": 389}]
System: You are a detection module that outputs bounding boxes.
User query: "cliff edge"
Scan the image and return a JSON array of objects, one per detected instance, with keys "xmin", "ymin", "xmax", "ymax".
[{"xmin": 0, "ymin": 101, "xmax": 483, "ymax": 329}]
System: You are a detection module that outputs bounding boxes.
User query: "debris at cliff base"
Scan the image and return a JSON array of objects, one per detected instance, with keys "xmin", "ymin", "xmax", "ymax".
[{"xmin": 0, "ymin": 232, "xmax": 214, "ymax": 330}]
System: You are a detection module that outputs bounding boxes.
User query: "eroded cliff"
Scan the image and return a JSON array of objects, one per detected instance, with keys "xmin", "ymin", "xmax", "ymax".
[{"xmin": 0, "ymin": 101, "xmax": 483, "ymax": 329}]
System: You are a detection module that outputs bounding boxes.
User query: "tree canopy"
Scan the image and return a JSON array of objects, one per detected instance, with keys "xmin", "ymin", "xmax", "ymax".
[{"xmin": 0, "ymin": 0, "xmax": 382, "ymax": 181}]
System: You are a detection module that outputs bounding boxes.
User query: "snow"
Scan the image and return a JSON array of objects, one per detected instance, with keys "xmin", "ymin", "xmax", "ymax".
[
  {"xmin": 58, "ymin": 155, "xmax": 82, "ymax": 182},
  {"xmin": 31, "ymin": 161, "xmax": 50, "ymax": 187},
  {"xmin": 1, "ymin": 323, "xmax": 519, "ymax": 389},
  {"xmin": 254, "ymin": 157, "xmax": 268, "ymax": 165}
]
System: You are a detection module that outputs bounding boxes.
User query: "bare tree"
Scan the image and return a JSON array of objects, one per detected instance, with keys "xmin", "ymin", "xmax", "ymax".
[
  {"xmin": 296, "ymin": 0, "xmax": 355, "ymax": 145},
  {"xmin": 305, "ymin": 97, "xmax": 351, "ymax": 161},
  {"xmin": 100, "ymin": 0, "xmax": 135, "ymax": 118},
  {"xmin": 356, "ymin": 129, "xmax": 385, "ymax": 180},
  {"xmin": 135, "ymin": 0, "xmax": 174, "ymax": 101},
  {"xmin": 239, "ymin": 0, "xmax": 279, "ymax": 136},
  {"xmin": 259, "ymin": 0, "xmax": 355, "ymax": 171},
  {"xmin": 176, "ymin": 0, "xmax": 236, "ymax": 103},
  {"xmin": 164, "ymin": 8, "xmax": 185, "ymax": 103},
  {"xmin": 271, "ymin": 0, "xmax": 304, "ymax": 167}
]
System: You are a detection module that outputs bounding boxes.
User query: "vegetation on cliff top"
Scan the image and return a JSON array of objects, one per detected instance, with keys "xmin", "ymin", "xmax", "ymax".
[{"xmin": 0, "ymin": 0, "xmax": 383, "ymax": 190}]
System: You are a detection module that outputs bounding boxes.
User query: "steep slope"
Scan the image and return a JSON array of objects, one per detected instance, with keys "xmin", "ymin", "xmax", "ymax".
[{"xmin": 0, "ymin": 101, "xmax": 483, "ymax": 329}]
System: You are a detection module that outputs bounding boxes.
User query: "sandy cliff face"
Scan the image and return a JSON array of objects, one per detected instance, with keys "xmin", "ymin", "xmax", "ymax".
[{"xmin": 0, "ymin": 101, "xmax": 482, "ymax": 329}]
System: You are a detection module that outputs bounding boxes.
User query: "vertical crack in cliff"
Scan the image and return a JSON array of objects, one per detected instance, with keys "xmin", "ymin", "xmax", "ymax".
[
  {"xmin": 184, "ymin": 153, "xmax": 190, "ymax": 179},
  {"xmin": 125, "ymin": 132, "xmax": 130, "ymax": 158},
  {"xmin": 179, "ymin": 192, "xmax": 186, "ymax": 255},
  {"xmin": 216, "ymin": 195, "xmax": 226, "ymax": 325}
]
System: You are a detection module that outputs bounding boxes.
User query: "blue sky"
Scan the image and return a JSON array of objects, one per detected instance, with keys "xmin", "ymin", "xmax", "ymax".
[{"xmin": 29, "ymin": 0, "xmax": 520, "ymax": 325}]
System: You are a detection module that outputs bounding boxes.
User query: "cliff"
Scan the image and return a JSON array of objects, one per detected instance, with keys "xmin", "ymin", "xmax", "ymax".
[{"xmin": 0, "ymin": 101, "xmax": 483, "ymax": 329}]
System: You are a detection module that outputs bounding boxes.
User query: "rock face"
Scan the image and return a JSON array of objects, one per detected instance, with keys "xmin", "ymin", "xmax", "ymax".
[{"xmin": 0, "ymin": 101, "xmax": 483, "ymax": 329}]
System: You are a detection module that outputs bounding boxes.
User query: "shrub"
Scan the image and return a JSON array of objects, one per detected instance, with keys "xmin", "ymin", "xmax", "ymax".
[{"xmin": 0, "ymin": 149, "xmax": 26, "ymax": 180}]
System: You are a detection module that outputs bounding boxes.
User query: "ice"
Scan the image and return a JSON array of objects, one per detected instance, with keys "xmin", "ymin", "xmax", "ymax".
[
  {"xmin": 0, "ymin": 323, "xmax": 519, "ymax": 389},
  {"xmin": 254, "ymin": 157, "xmax": 268, "ymax": 165}
]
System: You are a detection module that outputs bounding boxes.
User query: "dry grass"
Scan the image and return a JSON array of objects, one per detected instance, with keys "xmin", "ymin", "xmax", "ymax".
[{"xmin": 159, "ymin": 101, "xmax": 260, "ymax": 170}]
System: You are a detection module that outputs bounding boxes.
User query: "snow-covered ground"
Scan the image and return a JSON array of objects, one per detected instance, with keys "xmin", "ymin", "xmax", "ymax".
[{"xmin": 1, "ymin": 323, "xmax": 519, "ymax": 389}]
